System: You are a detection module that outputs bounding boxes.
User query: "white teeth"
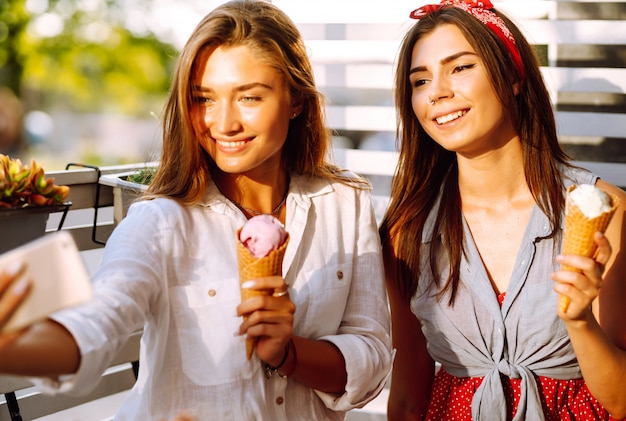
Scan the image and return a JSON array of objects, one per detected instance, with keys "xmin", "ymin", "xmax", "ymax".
[
  {"xmin": 216, "ymin": 140, "xmax": 246, "ymax": 148},
  {"xmin": 436, "ymin": 110, "xmax": 466, "ymax": 125}
]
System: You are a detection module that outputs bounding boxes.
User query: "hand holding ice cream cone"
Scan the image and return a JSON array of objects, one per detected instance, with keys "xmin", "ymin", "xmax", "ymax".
[
  {"xmin": 559, "ymin": 184, "xmax": 619, "ymax": 312},
  {"xmin": 237, "ymin": 215, "xmax": 289, "ymax": 359}
]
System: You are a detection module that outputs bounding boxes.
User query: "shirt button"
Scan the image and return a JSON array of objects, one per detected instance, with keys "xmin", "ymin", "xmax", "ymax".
[
  {"xmin": 208, "ymin": 289, "xmax": 216, "ymax": 297},
  {"xmin": 336, "ymin": 271, "xmax": 344, "ymax": 280},
  {"xmin": 275, "ymin": 396, "xmax": 284, "ymax": 405}
]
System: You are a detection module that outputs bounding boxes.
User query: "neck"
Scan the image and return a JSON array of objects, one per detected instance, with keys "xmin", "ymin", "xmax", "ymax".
[
  {"xmin": 229, "ymin": 189, "xmax": 288, "ymax": 218},
  {"xmin": 457, "ymin": 141, "xmax": 529, "ymax": 206},
  {"xmin": 214, "ymin": 171, "xmax": 289, "ymax": 218}
]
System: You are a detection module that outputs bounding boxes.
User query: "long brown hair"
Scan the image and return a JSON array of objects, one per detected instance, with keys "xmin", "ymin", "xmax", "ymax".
[
  {"xmin": 379, "ymin": 7, "xmax": 572, "ymax": 305},
  {"xmin": 147, "ymin": 0, "xmax": 366, "ymax": 203}
]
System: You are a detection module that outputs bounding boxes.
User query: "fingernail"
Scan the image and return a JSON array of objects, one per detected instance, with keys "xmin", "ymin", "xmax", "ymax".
[
  {"xmin": 5, "ymin": 260, "xmax": 25, "ymax": 277},
  {"xmin": 12, "ymin": 278, "xmax": 30, "ymax": 295},
  {"xmin": 241, "ymin": 281, "xmax": 255, "ymax": 289}
]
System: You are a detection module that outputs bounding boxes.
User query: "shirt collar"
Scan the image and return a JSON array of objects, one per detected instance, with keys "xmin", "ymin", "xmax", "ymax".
[{"xmin": 198, "ymin": 173, "xmax": 335, "ymax": 211}]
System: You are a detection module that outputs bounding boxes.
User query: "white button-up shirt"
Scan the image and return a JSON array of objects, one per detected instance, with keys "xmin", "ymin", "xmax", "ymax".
[{"xmin": 41, "ymin": 174, "xmax": 392, "ymax": 420}]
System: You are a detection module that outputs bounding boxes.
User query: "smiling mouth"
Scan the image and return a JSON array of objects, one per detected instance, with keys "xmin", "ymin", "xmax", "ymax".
[
  {"xmin": 436, "ymin": 110, "xmax": 467, "ymax": 125},
  {"xmin": 215, "ymin": 139, "xmax": 249, "ymax": 148}
]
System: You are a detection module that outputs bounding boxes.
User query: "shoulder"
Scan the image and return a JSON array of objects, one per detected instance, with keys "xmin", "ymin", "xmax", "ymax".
[
  {"xmin": 562, "ymin": 164, "xmax": 596, "ymax": 187},
  {"xmin": 123, "ymin": 197, "xmax": 189, "ymax": 229},
  {"xmin": 292, "ymin": 172, "xmax": 370, "ymax": 196},
  {"xmin": 291, "ymin": 174, "xmax": 376, "ymax": 224},
  {"xmin": 595, "ymin": 179, "xmax": 626, "ymax": 216},
  {"xmin": 129, "ymin": 196, "xmax": 185, "ymax": 215},
  {"xmin": 595, "ymin": 179, "xmax": 626, "ymax": 201},
  {"xmin": 595, "ymin": 179, "xmax": 626, "ymax": 233}
]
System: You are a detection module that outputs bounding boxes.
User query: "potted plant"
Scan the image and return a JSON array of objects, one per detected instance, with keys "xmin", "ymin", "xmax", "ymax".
[
  {"xmin": 99, "ymin": 163, "xmax": 157, "ymax": 224},
  {"xmin": 0, "ymin": 154, "xmax": 71, "ymax": 253}
]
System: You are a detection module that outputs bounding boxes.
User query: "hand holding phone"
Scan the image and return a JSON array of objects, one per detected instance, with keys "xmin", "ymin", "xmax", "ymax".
[{"xmin": 0, "ymin": 231, "xmax": 93, "ymax": 333}]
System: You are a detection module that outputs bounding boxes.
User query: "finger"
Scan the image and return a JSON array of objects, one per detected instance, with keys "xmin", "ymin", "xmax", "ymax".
[
  {"xmin": 0, "ymin": 277, "xmax": 31, "ymax": 326},
  {"xmin": 0, "ymin": 261, "xmax": 26, "ymax": 295},
  {"xmin": 237, "ymin": 294, "xmax": 296, "ymax": 318},
  {"xmin": 553, "ymin": 280, "xmax": 595, "ymax": 316},
  {"xmin": 241, "ymin": 275, "xmax": 286, "ymax": 291},
  {"xmin": 238, "ymin": 299, "xmax": 295, "ymax": 335},
  {"xmin": 241, "ymin": 306, "xmax": 294, "ymax": 326},
  {"xmin": 553, "ymin": 268, "xmax": 601, "ymax": 313},
  {"xmin": 553, "ymin": 266, "xmax": 602, "ymax": 294},
  {"xmin": 242, "ymin": 311, "xmax": 293, "ymax": 346},
  {"xmin": 556, "ymin": 253, "xmax": 597, "ymax": 274},
  {"xmin": 593, "ymin": 232, "xmax": 612, "ymax": 270},
  {"xmin": 240, "ymin": 277, "xmax": 290, "ymax": 306}
]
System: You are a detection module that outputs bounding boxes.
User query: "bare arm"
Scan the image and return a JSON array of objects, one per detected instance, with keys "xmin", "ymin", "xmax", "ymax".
[
  {"xmin": 0, "ymin": 319, "xmax": 80, "ymax": 376},
  {"xmin": 552, "ymin": 179, "xmax": 626, "ymax": 418},
  {"xmin": 384, "ymin": 246, "xmax": 434, "ymax": 421},
  {"xmin": 274, "ymin": 335, "xmax": 347, "ymax": 394},
  {"xmin": 0, "ymin": 265, "xmax": 80, "ymax": 377}
]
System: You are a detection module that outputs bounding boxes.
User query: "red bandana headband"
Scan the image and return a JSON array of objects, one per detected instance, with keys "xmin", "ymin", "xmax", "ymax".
[{"xmin": 410, "ymin": 0, "xmax": 525, "ymax": 79}]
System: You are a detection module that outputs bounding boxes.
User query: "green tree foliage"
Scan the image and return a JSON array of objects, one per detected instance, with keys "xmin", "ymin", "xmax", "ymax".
[
  {"xmin": 0, "ymin": 0, "xmax": 177, "ymax": 116},
  {"xmin": 0, "ymin": 0, "xmax": 29, "ymax": 96}
]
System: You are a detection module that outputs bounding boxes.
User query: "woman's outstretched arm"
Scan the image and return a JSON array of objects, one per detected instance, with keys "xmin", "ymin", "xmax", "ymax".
[{"xmin": 0, "ymin": 264, "xmax": 80, "ymax": 377}]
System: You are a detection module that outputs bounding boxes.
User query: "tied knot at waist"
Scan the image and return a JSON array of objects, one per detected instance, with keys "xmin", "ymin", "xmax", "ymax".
[{"xmin": 496, "ymin": 359, "xmax": 522, "ymax": 378}]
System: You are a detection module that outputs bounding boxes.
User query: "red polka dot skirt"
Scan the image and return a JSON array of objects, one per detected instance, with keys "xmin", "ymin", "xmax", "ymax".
[
  {"xmin": 425, "ymin": 368, "xmax": 615, "ymax": 420},
  {"xmin": 424, "ymin": 293, "xmax": 618, "ymax": 420}
]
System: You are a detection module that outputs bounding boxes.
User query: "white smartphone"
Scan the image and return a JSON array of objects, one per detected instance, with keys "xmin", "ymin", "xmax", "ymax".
[{"xmin": 0, "ymin": 231, "xmax": 93, "ymax": 333}]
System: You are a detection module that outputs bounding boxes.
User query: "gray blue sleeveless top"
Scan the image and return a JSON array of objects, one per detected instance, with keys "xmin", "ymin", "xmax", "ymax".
[{"xmin": 410, "ymin": 166, "xmax": 597, "ymax": 421}]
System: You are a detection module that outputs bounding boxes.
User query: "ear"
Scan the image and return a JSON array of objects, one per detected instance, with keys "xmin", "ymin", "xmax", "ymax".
[
  {"xmin": 290, "ymin": 96, "xmax": 304, "ymax": 118},
  {"xmin": 513, "ymin": 81, "xmax": 520, "ymax": 95}
]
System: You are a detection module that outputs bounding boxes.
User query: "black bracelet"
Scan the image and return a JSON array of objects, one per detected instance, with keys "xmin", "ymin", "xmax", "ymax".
[{"xmin": 263, "ymin": 339, "xmax": 293, "ymax": 379}]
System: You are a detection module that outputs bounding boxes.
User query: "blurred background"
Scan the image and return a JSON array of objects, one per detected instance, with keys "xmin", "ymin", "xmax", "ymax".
[
  {"xmin": 1, "ymin": 0, "xmax": 625, "ymax": 172},
  {"xmin": 0, "ymin": 0, "xmax": 228, "ymax": 169}
]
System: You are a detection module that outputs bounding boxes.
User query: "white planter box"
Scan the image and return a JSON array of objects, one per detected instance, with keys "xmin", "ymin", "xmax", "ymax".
[{"xmin": 99, "ymin": 171, "xmax": 150, "ymax": 225}]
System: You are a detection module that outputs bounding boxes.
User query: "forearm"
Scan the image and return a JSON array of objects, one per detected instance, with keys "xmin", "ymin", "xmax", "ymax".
[
  {"xmin": 384, "ymin": 250, "xmax": 434, "ymax": 420},
  {"xmin": 388, "ymin": 381, "xmax": 432, "ymax": 420},
  {"xmin": 566, "ymin": 313, "xmax": 626, "ymax": 419},
  {"xmin": 0, "ymin": 319, "xmax": 80, "ymax": 377},
  {"xmin": 272, "ymin": 336, "xmax": 346, "ymax": 394},
  {"xmin": 387, "ymin": 353, "xmax": 434, "ymax": 420}
]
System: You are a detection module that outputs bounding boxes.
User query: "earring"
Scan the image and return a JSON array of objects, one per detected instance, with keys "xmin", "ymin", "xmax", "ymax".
[{"xmin": 291, "ymin": 112, "xmax": 297, "ymax": 118}]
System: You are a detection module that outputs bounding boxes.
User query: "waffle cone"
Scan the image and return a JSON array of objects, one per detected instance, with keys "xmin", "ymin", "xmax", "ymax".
[
  {"xmin": 559, "ymin": 185, "xmax": 619, "ymax": 312},
  {"xmin": 237, "ymin": 229, "xmax": 289, "ymax": 359}
]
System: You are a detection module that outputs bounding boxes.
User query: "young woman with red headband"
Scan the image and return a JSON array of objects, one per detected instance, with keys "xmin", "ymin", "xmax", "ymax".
[{"xmin": 379, "ymin": 0, "xmax": 626, "ymax": 420}]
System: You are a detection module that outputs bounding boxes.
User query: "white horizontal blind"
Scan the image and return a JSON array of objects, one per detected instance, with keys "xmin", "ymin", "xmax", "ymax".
[{"xmin": 276, "ymin": 1, "xmax": 626, "ymax": 163}]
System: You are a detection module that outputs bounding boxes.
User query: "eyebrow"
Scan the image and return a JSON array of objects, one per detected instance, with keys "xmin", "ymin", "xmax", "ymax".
[
  {"xmin": 191, "ymin": 82, "xmax": 274, "ymax": 93},
  {"xmin": 409, "ymin": 51, "xmax": 477, "ymax": 74}
]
